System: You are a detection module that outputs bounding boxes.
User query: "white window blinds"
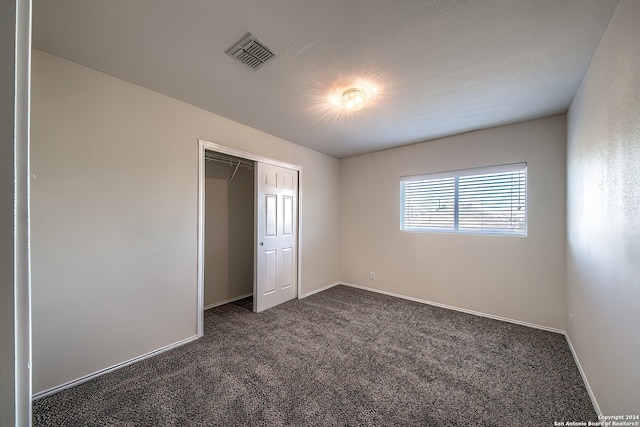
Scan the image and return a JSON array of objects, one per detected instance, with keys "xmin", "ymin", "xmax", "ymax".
[{"xmin": 400, "ymin": 163, "xmax": 527, "ymax": 236}]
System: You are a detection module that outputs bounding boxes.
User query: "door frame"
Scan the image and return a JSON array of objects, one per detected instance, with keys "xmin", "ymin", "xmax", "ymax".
[{"xmin": 196, "ymin": 139, "xmax": 302, "ymax": 336}]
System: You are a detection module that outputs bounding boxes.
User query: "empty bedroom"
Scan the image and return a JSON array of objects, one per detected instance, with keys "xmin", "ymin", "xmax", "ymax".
[{"xmin": 2, "ymin": 0, "xmax": 638, "ymax": 425}]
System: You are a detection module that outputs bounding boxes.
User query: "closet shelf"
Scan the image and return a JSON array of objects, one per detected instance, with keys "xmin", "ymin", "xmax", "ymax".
[{"xmin": 205, "ymin": 151, "xmax": 254, "ymax": 170}]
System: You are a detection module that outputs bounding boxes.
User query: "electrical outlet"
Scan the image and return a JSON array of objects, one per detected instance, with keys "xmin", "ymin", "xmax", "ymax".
[
  {"xmin": 370, "ymin": 272, "xmax": 376, "ymax": 281},
  {"xmin": 569, "ymin": 313, "xmax": 573, "ymax": 334}
]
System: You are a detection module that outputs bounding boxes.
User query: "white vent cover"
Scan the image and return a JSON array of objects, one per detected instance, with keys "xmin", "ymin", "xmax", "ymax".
[{"xmin": 226, "ymin": 33, "xmax": 276, "ymax": 70}]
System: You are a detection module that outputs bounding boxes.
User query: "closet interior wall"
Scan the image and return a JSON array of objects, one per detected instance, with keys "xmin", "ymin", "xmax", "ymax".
[{"xmin": 204, "ymin": 155, "xmax": 254, "ymax": 308}]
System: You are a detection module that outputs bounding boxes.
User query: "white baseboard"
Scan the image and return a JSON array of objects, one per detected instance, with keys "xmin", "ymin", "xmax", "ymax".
[
  {"xmin": 33, "ymin": 282, "xmax": 601, "ymax": 416},
  {"xmin": 563, "ymin": 333, "xmax": 601, "ymax": 416},
  {"xmin": 299, "ymin": 282, "xmax": 340, "ymax": 299},
  {"xmin": 32, "ymin": 334, "xmax": 200, "ymax": 400},
  {"xmin": 204, "ymin": 293, "xmax": 253, "ymax": 311},
  {"xmin": 339, "ymin": 282, "xmax": 602, "ymax": 414},
  {"xmin": 340, "ymin": 282, "xmax": 565, "ymax": 334}
]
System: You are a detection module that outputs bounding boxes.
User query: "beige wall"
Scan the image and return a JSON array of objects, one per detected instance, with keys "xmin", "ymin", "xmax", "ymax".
[
  {"xmin": 340, "ymin": 115, "xmax": 567, "ymax": 329},
  {"xmin": 31, "ymin": 50, "xmax": 341, "ymax": 394},
  {"xmin": 567, "ymin": 0, "xmax": 639, "ymax": 415},
  {"xmin": 204, "ymin": 161, "xmax": 253, "ymax": 307},
  {"xmin": 227, "ymin": 164, "xmax": 254, "ymax": 302}
]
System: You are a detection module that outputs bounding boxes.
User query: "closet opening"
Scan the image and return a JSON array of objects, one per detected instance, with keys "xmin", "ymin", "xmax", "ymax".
[
  {"xmin": 197, "ymin": 139, "xmax": 301, "ymax": 333},
  {"xmin": 203, "ymin": 150, "xmax": 255, "ymax": 312}
]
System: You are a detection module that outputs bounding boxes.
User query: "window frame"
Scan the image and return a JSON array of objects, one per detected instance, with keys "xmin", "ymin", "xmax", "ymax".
[{"xmin": 400, "ymin": 162, "xmax": 527, "ymax": 236}]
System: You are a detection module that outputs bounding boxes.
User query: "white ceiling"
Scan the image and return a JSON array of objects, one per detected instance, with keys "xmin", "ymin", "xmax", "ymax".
[{"xmin": 32, "ymin": 0, "xmax": 619, "ymax": 158}]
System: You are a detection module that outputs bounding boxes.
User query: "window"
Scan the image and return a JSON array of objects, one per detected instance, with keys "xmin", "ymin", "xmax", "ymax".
[{"xmin": 400, "ymin": 163, "xmax": 527, "ymax": 236}]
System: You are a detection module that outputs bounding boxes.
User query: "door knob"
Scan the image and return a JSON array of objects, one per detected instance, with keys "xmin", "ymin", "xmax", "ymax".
[{"xmin": 259, "ymin": 242, "xmax": 264, "ymax": 246}]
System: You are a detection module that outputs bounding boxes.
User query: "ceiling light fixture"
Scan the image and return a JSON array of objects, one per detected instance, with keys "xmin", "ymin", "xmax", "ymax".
[{"xmin": 341, "ymin": 88, "xmax": 367, "ymax": 112}]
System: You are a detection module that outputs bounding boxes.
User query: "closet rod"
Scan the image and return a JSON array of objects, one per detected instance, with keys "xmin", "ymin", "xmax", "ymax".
[{"xmin": 205, "ymin": 151, "xmax": 253, "ymax": 169}]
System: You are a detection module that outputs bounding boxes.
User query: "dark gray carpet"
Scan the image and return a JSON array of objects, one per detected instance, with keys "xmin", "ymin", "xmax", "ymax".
[
  {"xmin": 232, "ymin": 296, "xmax": 253, "ymax": 311},
  {"xmin": 33, "ymin": 285, "xmax": 596, "ymax": 426}
]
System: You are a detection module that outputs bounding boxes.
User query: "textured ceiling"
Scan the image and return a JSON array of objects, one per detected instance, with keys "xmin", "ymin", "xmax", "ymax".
[{"xmin": 32, "ymin": 0, "xmax": 619, "ymax": 158}]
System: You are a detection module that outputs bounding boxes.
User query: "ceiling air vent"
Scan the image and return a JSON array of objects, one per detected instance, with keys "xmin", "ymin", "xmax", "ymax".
[{"xmin": 226, "ymin": 33, "xmax": 276, "ymax": 70}]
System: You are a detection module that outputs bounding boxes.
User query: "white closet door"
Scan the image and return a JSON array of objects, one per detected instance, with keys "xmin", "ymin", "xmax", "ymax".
[{"xmin": 255, "ymin": 162, "xmax": 298, "ymax": 312}]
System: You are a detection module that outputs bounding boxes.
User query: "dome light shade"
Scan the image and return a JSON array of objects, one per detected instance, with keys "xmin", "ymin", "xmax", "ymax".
[{"xmin": 341, "ymin": 88, "xmax": 367, "ymax": 111}]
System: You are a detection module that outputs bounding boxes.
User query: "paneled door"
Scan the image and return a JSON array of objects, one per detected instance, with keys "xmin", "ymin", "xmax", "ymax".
[{"xmin": 255, "ymin": 162, "xmax": 298, "ymax": 312}]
